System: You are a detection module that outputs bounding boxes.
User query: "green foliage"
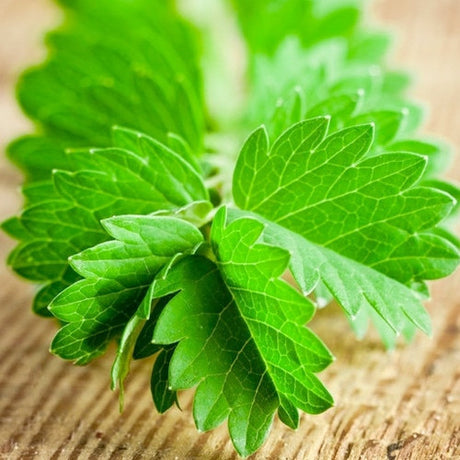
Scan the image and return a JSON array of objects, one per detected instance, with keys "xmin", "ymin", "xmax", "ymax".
[
  {"xmin": 230, "ymin": 0, "xmax": 363, "ymax": 55},
  {"xmin": 9, "ymin": 0, "xmax": 204, "ymax": 184},
  {"xmin": 2, "ymin": 0, "xmax": 459, "ymax": 456},
  {"xmin": 148, "ymin": 208, "xmax": 334, "ymax": 456},
  {"xmin": 49, "ymin": 215, "xmax": 203, "ymax": 364},
  {"xmin": 232, "ymin": 118, "xmax": 457, "ymax": 346}
]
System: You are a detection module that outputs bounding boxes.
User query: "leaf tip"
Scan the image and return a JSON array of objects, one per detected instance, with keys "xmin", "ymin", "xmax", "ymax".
[
  {"xmin": 401, "ymin": 107, "xmax": 410, "ymax": 116},
  {"xmin": 316, "ymin": 297, "xmax": 329, "ymax": 308}
]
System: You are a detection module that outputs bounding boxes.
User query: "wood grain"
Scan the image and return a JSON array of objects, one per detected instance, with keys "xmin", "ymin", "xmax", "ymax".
[{"xmin": 0, "ymin": 1, "xmax": 459, "ymax": 459}]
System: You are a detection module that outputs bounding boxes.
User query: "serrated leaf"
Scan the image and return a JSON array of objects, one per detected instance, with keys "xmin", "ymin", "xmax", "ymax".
[
  {"xmin": 278, "ymin": 397, "xmax": 299, "ymax": 430},
  {"xmin": 2, "ymin": 0, "xmax": 459, "ymax": 458},
  {"xmin": 211, "ymin": 208, "xmax": 333, "ymax": 403},
  {"xmin": 15, "ymin": 0, "xmax": 205, "ymax": 178},
  {"xmin": 306, "ymin": 91, "xmax": 363, "ymax": 131},
  {"xmin": 8, "ymin": 200, "xmax": 106, "ymax": 281},
  {"xmin": 233, "ymin": 119, "xmax": 459, "ymax": 342},
  {"xmin": 49, "ymin": 215, "xmax": 203, "ymax": 365},
  {"xmin": 422, "ymin": 180, "xmax": 460, "ymax": 221},
  {"xmin": 33, "ymin": 269, "xmax": 80, "ymax": 317},
  {"xmin": 151, "ymin": 346, "xmax": 177, "ymax": 414},
  {"xmin": 149, "ymin": 256, "xmax": 279, "ymax": 455},
  {"xmin": 348, "ymin": 31, "xmax": 392, "ymax": 62},
  {"xmin": 381, "ymin": 71, "xmax": 412, "ymax": 95},
  {"xmin": 7, "ymin": 136, "xmax": 70, "ymax": 183},
  {"xmin": 386, "ymin": 138, "xmax": 451, "ymax": 178},
  {"xmin": 53, "ymin": 144, "xmax": 207, "ymax": 216},
  {"xmin": 22, "ymin": 181, "xmax": 58, "ymax": 205},
  {"xmin": 151, "ymin": 207, "xmax": 333, "ymax": 456},
  {"xmin": 232, "ymin": 0, "xmax": 361, "ymax": 55},
  {"xmin": 7, "ymin": 128, "xmax": 209, "ymax": 324},
  {"xmin": 351, "ymin": 110, "xmax": 404, "ymax": 147},
  {"xmin": 1, "ymin": 217, "xmax": 33, "ymax": 241},
  {"xmin": 111, "ymin": 252, "xmax": 191, "ymax": 407}
]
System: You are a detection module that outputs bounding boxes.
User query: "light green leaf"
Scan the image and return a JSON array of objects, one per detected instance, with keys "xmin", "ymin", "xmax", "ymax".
[
  {"xmin": 306, "ymin": 90, "xmax": 363, "ymax": 131},
  {"xmin": 151, "ymin": 255, "xmax": 279, "ymax": 456},
  {"xmin": 49, "ymin": 215, "xmax": 203, "ymax": 365},
  {"xmin": 232, "ymin": 0, "xmax": 361, "ymax": 55},
  {"xmin": 151, "ymin": 207, "xmax": 333, "ymax": 456},
  {"xmin": 7, "ymin": 136, "xmax": 70, "ymax": 183},
  {"xmin": 7, "ymin": 128, "xmax": 209, "ymax": 322},
  {"xmin": 14, "ymin": 0, "xmax": 204, "ymax": 184},
  {"xmin": 233, "ymin": 119, "xmax": 458, "ymax": 342},
  {"xmin": 348, "ymin": 31, "xmax": 392, "ymax": 63},
  {"xmin": 54, "ymin": 140, "xmax": 208, "ymax": 216},
  {"xmin": 351, "ymin": 110, "xmax": 404, "ymax": 147},
  {"xmin": 386, "ymin": 138, "xmax": 451, "ymax": 178}
]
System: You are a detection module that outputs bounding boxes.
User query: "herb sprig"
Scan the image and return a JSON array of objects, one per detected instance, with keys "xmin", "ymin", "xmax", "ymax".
[{"xmin": 3, "ymin": 0, "xmax": 459, "ymax": 456}]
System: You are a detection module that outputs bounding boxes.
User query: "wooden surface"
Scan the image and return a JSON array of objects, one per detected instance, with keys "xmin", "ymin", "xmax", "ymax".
[{"xmin": 0, "ymin": 1, "xmax": 459, "ymax": 459}]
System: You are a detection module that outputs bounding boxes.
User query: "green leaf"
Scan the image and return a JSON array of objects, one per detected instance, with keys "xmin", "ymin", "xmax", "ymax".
[
  {"xmin": 422, "ymin": 180, "xmax": 460, "ymax": 220},
  {"xmin": 52, "ymin": 129, "xmax": 209, "ymax": 217},
  {"xmin": 306, "ymin": 90, "xmax": 363, "ymax": 131},
  {"xmin": 2, "ymin": 0, "xmax": 459, "ymax": 457},
  {"xmin": 49, "ymin": 215, "xmax": 203, "ymax": 365},
  {"xmin": 386, "ymin": 138, "xmax": 451, "ymax": 178},
  {"xmin": 381, "ymin": 71, "xmax": 412, "ymax": 95},
  {"xmin": 22, "ymin": 181, "xmax": 58, "ymax": 205},
  {"xmin": 245, "ymin": 32, "xmax": 414, "ymax": 145},
  {"xmin": 351, "ymin": 110, "xmax": 405, "ymax": 147},
  {"xmin": 232, "ymin": 0, "xmax": 361, "ymax": 55},
  {"xmin": 1, "ymin": 217, "xmax": 33, "ymax": 241},
  {"xmin": 111, "ymin": 252, "xmax": 192, "ymax": 407},
  {"xmin": 151, "ymin": 207, "xmax": 333, "ymax": 456},
  {"xmin": 211, "ymin": 208, "xmax": 333, "ymax": 406},
  {"xmin": 151, "ymin": 256, "xmax": 276, "ymax": 455},
  {"xmin": 348, "ymin": 31, "xmax": 392, "ymax": 62},
  {"xmin": 127, "ymin": 291, "xmax": 178, "ymax": 415},
  {"xmin": 7, "ymin": 200, "xmax": 106, "ymax": 282},
  {"xmin": 278, "ymin": 397, "xmax": 300, "ymax": 429},
  {"xmin": 151, "ymin": 346, "xmax": 177, "ymax": 414},
  {"xmin": 33, "ymin": 269, "xmax": 80, "ymax": 317},
  {"xmin": 7, "ymin": 136, "xmax": 70, "ymax": 183},
  {"xmin": 133, "ymin": 296, "xmax": 174, "ymax": 360},
  {"xmin": 233, "ymin": 119, "xmax": 459, "ymax": 343},
  {"xmin": 7, "ymin": 127, "xmax": 209, "ymax": 323},
  {"xmin": 15, "ymin": 0, "xmax": 204, "ymax": 177}
]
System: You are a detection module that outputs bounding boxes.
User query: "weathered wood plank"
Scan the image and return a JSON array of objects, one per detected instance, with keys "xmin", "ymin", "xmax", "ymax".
[{"xmin": 0, "ymin": 1, "xmax": 458, "ymax": 459}]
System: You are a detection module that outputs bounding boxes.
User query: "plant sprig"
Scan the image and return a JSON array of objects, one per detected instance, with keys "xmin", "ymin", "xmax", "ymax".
[{"xmin": 3, "ymin": 0, "xmax": 459, "ymax": 456}]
